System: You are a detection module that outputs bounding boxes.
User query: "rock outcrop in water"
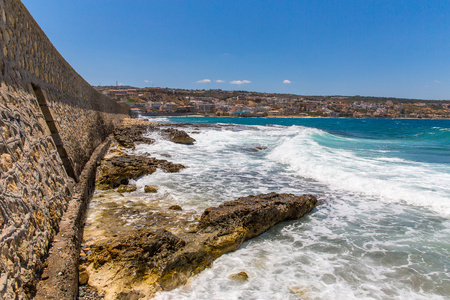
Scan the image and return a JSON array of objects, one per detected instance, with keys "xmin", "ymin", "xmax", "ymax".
[
  {"xmin": 114, "ymin": 124, "xmax": 196, "ymax": 148},
  {"xmin": 160, "ymin": 128, "xmax": 196, "ymax": 145},
  {"xmin": 85, "ymin": 193, "xmax": 317, "ymax": 299},
  {"xmin": 114, "ymin": 125, "xmax": 155, "ymax": 148},
  {"xmin": 96, "ymin": 154, "xmax": 185, "ymax": 189}
]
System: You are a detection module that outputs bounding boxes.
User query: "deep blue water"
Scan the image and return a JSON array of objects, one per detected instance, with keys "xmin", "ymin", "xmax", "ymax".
[{"xmin": 151, "ymin": 117, "xmax": 450, "ymax": 164}]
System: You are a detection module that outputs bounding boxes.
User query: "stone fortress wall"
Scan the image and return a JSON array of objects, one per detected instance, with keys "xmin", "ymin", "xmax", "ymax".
[{"xmin": 0, "ymin": 0, "xmax": 128, "ymax": 298}]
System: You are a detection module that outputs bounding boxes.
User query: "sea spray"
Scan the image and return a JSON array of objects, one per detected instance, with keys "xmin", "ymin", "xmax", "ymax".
[
  {"xmin": 135, "ymin": 117, "xmax": 450, "ymax": 299},
  {"xmin": 266, "ymin": 126, "xmax": 450, "ymax": 216}
]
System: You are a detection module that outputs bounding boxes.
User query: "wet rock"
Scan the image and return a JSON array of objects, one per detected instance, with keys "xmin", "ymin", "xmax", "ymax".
[
  {"xmin": 144, "ymin": 185, "xmax": 158, "ymax": 193},
  {"xmin": 197, "ymin": 192, "xmax": 318, "ymax": 247},
  {"xmin": 114, "ymin": 125, "xmax": 154, "ymax": 148},
  {"xmin": 161, "ymin": 128, "xmax": 196, "ymax": 145},
  {"xmin": 117, "ymin": 291, "xmax": 143, "ymax": 300},
  {"xmin": 96, "ymin": 154, "xmax": 185, "ymax": 189},
  {"xmin": 229, "ymin": 271, "xmax": 249, "ymax": 281},
  {"xmin": 78, "ymin": 266, "xmax": 89, "ymax": 285},
  {"xmin": 250, "ymin": 145, "xmax": 267, "ymax": 152},
  {"xmin": 168, "ymin": 205, "xmax": 182, "ymax": 211},
  {"xmin": 85, "ymin": 193, "xmax": 317, "ymax": 299},
  {"xmin": 160, "ymin": 162, "xmax": 185, "ymax": 173},
  {"xmin": 117, "ymin": 185, "xmax": 137, "ymax": 193},
  {"xmin": 289, "ymin": 286, "xmax": 310, "ymax": 298}
]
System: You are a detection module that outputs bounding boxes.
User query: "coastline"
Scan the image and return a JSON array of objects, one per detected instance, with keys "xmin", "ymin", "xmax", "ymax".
[
  {"xmin": 78, "ymin": 118, "xmax": 450, "ymax": 299},
  {"xmin": 78, "ymin": 121, "xmax": 317, "ymax": 299},
  {"xmin": 143, "ymin": 114, "xmax": 450, "ymax": 120}
]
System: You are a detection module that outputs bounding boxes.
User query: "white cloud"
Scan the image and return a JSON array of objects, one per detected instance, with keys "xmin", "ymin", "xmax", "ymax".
[
  {"xmin": 283, "ymin": 79, "xmax": 292, "ymax": 84},
  {"xmin": 197, "ymin": 79, "xmax": 211, "ymax": 83},
  {"xmin": 230, "ymin": 80, "xmax": 251, "ymax": 85},
  {"xmin": 216, "ymin": 80, "xmax": 225, "ymax": 83},
  {"xmin": 144, "ymin": 80, "xmax": 149, "ymax": 83},
  {"xmin": 434, "ymin": 80, "xmax": 442, "ymax": 84}
]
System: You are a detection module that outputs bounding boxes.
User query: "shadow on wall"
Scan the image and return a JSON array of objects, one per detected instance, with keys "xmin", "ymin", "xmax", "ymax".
[{"xmin": 31, "ymin": 83, "xmax": 77, "ymax": 181}]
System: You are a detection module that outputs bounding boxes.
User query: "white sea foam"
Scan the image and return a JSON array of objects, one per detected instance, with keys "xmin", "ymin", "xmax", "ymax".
[
  {"xmin": 266, "ymin": 127, "xmax": 450, "ymax": 217},
  {"xmin": 154, "ymin": 195, "xmax": 449, "ymax": 300},
  {"xmin": 135, "ymin": 124, "xmax": 450, "ymax": 215},
  {"xmin": 142, "ymin": 116, "xmax": 172, "ymax": 123},
  {"xmin": 133, "ymin": 124, "xmax": 450, "ymax": 299}
]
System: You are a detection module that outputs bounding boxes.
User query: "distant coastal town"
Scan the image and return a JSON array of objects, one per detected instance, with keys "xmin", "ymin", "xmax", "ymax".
[{"xmin": 95, "ymin": 86, "xmax": 450, "ymax": 119}]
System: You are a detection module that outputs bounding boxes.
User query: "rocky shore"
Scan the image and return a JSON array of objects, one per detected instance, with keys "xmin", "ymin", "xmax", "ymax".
[{"xmin": 78, "ymin": 120, "xmax": 317, "ymax": 299}]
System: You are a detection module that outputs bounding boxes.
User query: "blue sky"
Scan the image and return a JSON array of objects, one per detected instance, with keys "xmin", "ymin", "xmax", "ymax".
[{"xmin": 22, "ymin": 0, "xmax": 450, "ymax": 100}]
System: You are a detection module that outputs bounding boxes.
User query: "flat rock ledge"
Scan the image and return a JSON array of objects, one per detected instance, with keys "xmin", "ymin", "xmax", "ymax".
[{"xmin": 85, "ymin": 193, "xmax": 317, "ymax": 299}]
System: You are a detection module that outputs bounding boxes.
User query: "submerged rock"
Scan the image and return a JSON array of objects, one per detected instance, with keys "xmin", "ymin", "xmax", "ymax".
[
  {"xmin": 248, "ymin": 145, "xmax": 268, "ymax": 152},
  {"xmin": 85, "ymin": 193, "xmax": 317, "ymax": 299},
  {"xmin": 229, "ymin": 271, "xmax": 249, "ymax": 281},
  {"xmin": 161, "ymin": 128, "xmax": 196, "ymax": 145},
  {"xmin": 96, "ymin": 154, "xmax": 185, "ymax": 189},
  {"xmin": 144, "ymin": 185, "xmax": 158, "ymax": 193}
]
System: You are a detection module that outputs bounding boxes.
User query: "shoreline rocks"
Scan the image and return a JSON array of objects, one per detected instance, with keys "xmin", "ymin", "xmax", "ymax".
[
  {"xmin": 81, "ymin": 123, "xmax": 317, "ymax": 299},
  {"xmin": 113, "ymin": 123, "xmax": 196, "ymax": 148},
  {"xmin": 144, "ymin": 185, "xmax": 158, "ymax": 193},
  {"xmin": 161, "ymin": 128, "xmax": 196, "ymax": 145},
  {"xmin": 96, "ymin": 154, "xmax": 185, "ymax": 189},
  {"xmin": 114, "ymin": 125, "xmax": 155, "ymax": 148},
  {"xmin": 84, "ymin": 193, "xmax": 317, "ymax": 299},
  {"xmin": 117, "ymin": 185, "xmax": 137, "ymax": 193},
  {"xmin": 229, "ymin": 272, "xmax": 249, "ymax": 281}
]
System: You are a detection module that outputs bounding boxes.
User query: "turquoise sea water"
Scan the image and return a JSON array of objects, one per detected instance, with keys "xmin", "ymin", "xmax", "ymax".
[{"xmin": 137, "ymin": 117, "xmax": 449, "ymax": 299}]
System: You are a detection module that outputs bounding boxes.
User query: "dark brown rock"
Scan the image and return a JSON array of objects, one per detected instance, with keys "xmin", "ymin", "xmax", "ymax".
[
  {"xmin": 198, "ymin": 193, "xmax": 317, "ymax": 241},
  {"xmin": 144, "ymin": 185, "xmax": 158, "ymax": 193},
  {"xmin": 161, "ymin": 128, "xmax": 196, "ymax": 145},
  {"xmin": 168, "ymin": 205, "xmax": 182, "ymax": 211},
  {"xmin": 96, "ymin": 154, "xmax": 185, "ymax": 188},
  {"xmin": 117, "ymin": 185, "xmax": 137, "ymax": 193},
  {"xmin": 114, "ymin": 125, "xmax": 155, "ymax": 148}
]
